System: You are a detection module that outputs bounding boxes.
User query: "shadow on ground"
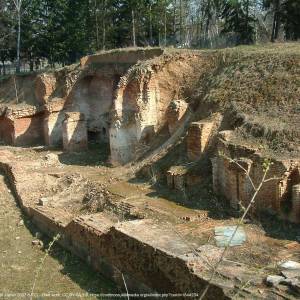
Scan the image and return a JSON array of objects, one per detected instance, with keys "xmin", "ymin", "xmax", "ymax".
[
  {"xmin": 144, "ymin": 180, "xmax": 232, "ymax": 220},
  {"xmin": 257, "ymin": 211, "xmax": 300, "ymax": 241},
  {"xmin": 58, "ymin": 142, "xmax": 111, "ymax": 167},
  {"xmin": 146, "ymin": 180, "xmax": 300, "ymax": 242}
]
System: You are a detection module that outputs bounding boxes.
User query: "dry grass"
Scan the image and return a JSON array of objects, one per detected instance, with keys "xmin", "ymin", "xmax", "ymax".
[{"xmin": 195, "ymin": 42, "xmax": 300, "ymax": 157}]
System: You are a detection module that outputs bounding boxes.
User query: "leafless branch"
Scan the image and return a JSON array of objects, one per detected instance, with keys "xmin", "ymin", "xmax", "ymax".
[
  {"xmin": 220, "ymin": 154, "xmax": 257, "ymax": 191},
  {"xmin": 264, "ymin": 177, "xmax": 280, "ymax": 183},
  {"xmin": 199, "ymin": 159, "xmax": 272, "ymax": 299},
  {"xmin": 121, "ymin": 273, "xmax": 130, "ymax": 300},
  {"xmin": 30, "ymin": 234, "xmax": 61, "ymax": 300}
]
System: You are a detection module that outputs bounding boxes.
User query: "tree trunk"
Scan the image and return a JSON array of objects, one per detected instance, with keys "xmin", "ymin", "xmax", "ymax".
[
  {"xmin": 95, "ymin": 0, "xmax": 99, "ymax": 50},
  {"xmin": 158, "ymin": 28, "xmax": 161, "ymax": 46},
  {"xmin": 179, "ymin": 0, "xmax": 183, "ymax": 45},
  {"xmin": 2, "ymin": 61, "xmax": 5, "ymax": 75},
  {"xmin": 271, "ymin": 0, "xmax": 281, "ymax": 42},
  {"xmin": 149, "ymin": 4, "xmax": 153, "ymax": 46},
  {"xmin": 132, "ymin": 10, "xmax": 136, "ymax": 47},
  {"xmin": 102, "ymin": 0, "xmax": 106, "ymax": 50},
  {"xmin": 16, "ymin": 10, "xmax": 21, "ymax": 73},
  {"xmin": 246, "ymin": 0, "xmax": 249, "ymax": 43},
  {"xmin": 173, "ymin": 0, "xmax": 176, "ymax": 44},
  {"xmin": 205, "ymin": 0, "xmax": 211, "ymax": 44},
  {"xmin": 164, "ymin": 0, "xmax": 167, "ymax": 46},
  {"xmin": 30, "ymin": 60, "xmax": 34, "ymax": 72}
]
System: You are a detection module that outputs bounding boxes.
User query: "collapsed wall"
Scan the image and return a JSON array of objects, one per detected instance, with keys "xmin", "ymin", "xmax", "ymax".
[
  {"xmin": 212, "ymin": 134, "xmax": 300, "ymax": 217},
  {"xmin": 0, "ymin": 45, "xmax": 300, "ymax": 296}
]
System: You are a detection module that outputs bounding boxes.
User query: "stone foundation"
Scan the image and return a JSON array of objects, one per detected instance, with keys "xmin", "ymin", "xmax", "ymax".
[
  {"xmin": 0, "ymin": 153, "xmax": 233, "ymax": 298},
  {"xmin": 167, "ymin": 169, "xmax": 186, "ymax": 191},
  {"xmin": 167, "ymin": 166, "xmax": 202, "ymax": 192},
  {"xmin": 0, "ymin": 148, "xmax": 292, "ymax": 299}
]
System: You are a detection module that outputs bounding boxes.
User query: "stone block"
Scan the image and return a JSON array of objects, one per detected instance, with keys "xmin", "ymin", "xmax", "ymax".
[{"xmin": 39, "ymin": 197, "xmax": 48, "ymax": 206}]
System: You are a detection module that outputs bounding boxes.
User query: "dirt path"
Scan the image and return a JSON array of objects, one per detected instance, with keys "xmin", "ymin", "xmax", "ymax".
[{"xmin": 0, "ymin": 172, "xmax": 116, "ymax": 300}]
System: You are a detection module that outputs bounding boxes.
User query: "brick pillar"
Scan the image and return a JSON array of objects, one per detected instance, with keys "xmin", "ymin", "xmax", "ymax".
[
  {"xmin": 166, "ymin": 167, "xmax": 186, "ymax": 191},
  {"xmin": 166, "ymin": 100, "xmax": 188, "ymax": 135},
  {"xmin": 187, "ymin": 121, "xmax": 214, "ymax": 161},
  {"xmin": 63, "ymin": 112, "xmax": 87, "ymax": 152},
  {"xmin": 211, "ymin": 157, "xmax": 219, "ymax": 194},
  {"xmin": 166, "ymin": 170, "xmax": 174, "ymax": 189},
  {"xmin": 290, "ymin": 184, "xmax": 300, "ymax": 222}
]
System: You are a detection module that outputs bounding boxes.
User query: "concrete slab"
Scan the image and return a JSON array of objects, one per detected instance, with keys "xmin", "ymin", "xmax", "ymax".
[{"xmin": 115, "ymin": 219, "xmax": 192, "ymax": 256}]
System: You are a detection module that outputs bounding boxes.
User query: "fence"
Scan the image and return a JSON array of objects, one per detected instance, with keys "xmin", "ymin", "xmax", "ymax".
[{"xmin": 0, "ymin": 61, "xmax": 50, "ymax": 76}]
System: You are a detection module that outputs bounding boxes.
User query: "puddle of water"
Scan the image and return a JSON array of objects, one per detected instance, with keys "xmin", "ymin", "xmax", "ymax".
[{"xmin": 0, "ymin": 174, "xmax": 117, "ymax": 300}]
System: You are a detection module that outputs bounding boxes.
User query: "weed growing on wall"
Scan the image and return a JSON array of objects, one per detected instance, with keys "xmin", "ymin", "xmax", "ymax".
[{"xmin": 30, "ymin": 233, "xmax": 61, "ymax": 300}]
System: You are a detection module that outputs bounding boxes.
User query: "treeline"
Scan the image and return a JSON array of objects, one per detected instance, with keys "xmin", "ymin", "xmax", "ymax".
[{"xmin": 0, "ymin": 0, "xmax": 299, "ymax": 73}]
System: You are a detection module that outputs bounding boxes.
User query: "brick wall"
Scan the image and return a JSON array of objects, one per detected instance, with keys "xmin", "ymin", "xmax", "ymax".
[
  {"xmin": 212, "ymin": 140, "xmax": 300, "ymax": 222},
  {"xmin": 13, "ymin": 114, "xmax": 44, "ymax": 146},
  {"xmin": 187, "ymin": 113, "xmax": 223, "ymax": 161},
  {"xmin": 0, "ymin": 117, "xmax": 14, "ymax": 144}
]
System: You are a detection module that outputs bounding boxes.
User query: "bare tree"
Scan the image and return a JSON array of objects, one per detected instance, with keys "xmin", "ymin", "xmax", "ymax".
[
  {"xmin": 164, "ymin": 0, "xmax": 167, "ymax": 46},
  {"xmin": 132, "ymin": 9, "xmax": 136, "ymax": 47},
  {"xmin": 271, "ymin": 0, "xmax": 281, "ymax": 42},
  {"xmin": 94, "ymin": 0, "xmax": 100, "ymax": 50},
  {"xmin": 102, "ymin": 0, "xmax": 106, "ymax": 50}
]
